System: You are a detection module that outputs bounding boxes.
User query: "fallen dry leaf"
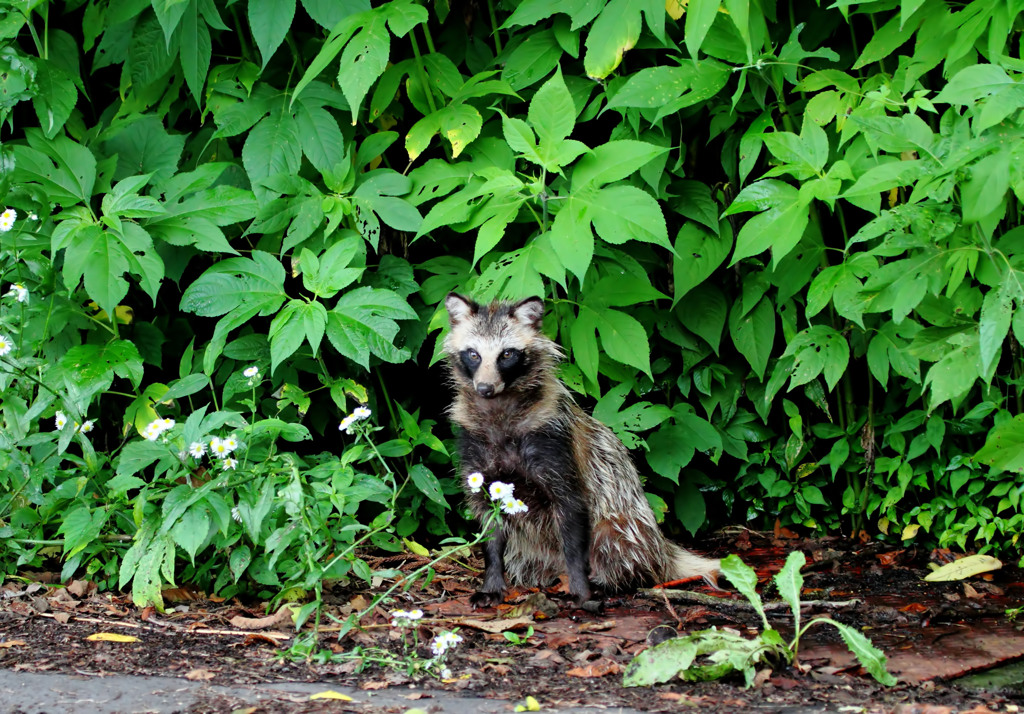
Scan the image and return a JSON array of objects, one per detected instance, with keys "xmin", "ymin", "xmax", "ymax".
[
  {"xmin": 359, "ymin": 681, "xmax": 390, "ymax": 691},
  {"xmin": 66, "ymin": 580, "xmax": 94, "ymax": 598},
  {"xmin": 924, "ymin": 554, "xmax": 1002, "ymax": 582},
  {"xmin": 86, "ymin": 633, "xmax": 139, "ymax": 643},
  {"xmin": 185, "ymin": 669, "xmax": 215, "ymax": 681},
  {"xmin": 566, "ymin": 657, "xmax": 620, "ymax": 678},
  {"xmin": 963, "ymin": 583, "xmax": 983, "ymax": 600},
  {"xmin": 229, "ymin": 605, "xmax": 295, "ymax": 630},
  {"xmin": 0, "ymin": 640, "xmax": 26, "ymax": 648},
  {"xmin": 876, "ymin": 550, "xmax": 904, "ymax": 566},
  {"xmin": 450, "ymin": 616, "xmax": 534, "ymax": 634},
  {"xmin": 309, "ymin": 690, "xmax": 354, "ymax": 701}
]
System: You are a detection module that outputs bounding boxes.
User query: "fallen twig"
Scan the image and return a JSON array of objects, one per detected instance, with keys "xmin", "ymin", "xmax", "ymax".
[{"xmin": 637, "ymin": 589, "xmax": 860, "ymax": 611}]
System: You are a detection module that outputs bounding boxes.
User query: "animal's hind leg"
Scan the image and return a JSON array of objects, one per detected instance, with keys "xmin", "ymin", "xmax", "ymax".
[{"xmin": 555, "ymin": 493, "xmax": 592, "ymax": 606}]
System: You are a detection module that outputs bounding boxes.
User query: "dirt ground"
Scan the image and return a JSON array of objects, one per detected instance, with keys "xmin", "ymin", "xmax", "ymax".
[{"xmin": 2, "ymin": 532, "xmax": 1023, "ymax": 713}]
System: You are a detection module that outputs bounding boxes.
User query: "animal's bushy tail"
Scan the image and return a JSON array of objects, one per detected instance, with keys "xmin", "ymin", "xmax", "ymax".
[{"xmin": 666, "ymin": 542, "xmax": 721, "ymax": 588}]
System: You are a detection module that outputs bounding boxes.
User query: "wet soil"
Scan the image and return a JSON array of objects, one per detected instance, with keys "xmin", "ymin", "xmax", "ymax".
[{"xmin": 2, "ymin": 533, "xmax": 1023, "ymax": 713}]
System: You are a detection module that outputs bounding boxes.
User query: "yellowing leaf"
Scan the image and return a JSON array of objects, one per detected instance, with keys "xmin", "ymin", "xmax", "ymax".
[
  {"xmin": 923, "ymin": 554, "xmax": 1002, "ymax": 582},
  {"xmin": 666, "ymin": 0, "xmax": 686, "ymax": 20},
  {"xmin": 514, "ymin": 696, "xmax": 542, "ymax": 711},
  {"xmin": 309, "ymin": 691, "xmax": 354, "ymax": 701},
  {"xmin": 86, "ymin": 632, "xmax": 140, "ymax": 642},
  {"xmin": 403, "ymin": 538, "xmax": 430, "ymax": 557},
  {"xmin": 901, "ymin": 523, "xmax": 920, "ymax": 540}
]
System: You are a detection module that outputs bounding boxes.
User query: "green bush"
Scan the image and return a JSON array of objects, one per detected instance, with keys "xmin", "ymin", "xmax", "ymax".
[{"xmin": 2, "ymin": 0, "xmax": 1024, "ymax": 607}]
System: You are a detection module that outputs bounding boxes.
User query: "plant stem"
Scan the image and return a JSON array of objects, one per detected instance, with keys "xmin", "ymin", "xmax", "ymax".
[
  {"xmin": 485, "ymin": 0, "xmax": 503, "ymax": 55},
  {"xmin": 408, "ymin": 29, "xmax": 438, "ymax": 115}
]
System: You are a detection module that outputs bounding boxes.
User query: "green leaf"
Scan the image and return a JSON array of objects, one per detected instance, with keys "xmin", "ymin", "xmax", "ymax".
[
  {"xmin": 410, "ymin": 464, "xmax": 448, "ymax": 508},
  {"xmin": 623, "ymin": 636, "xmax": 698, "ymax": 687},
  {"xmin": 782, "ymin": 325, "xmax": 850, "ymax": 392},
  {"xmin": 819, "ymin": 620, "xmax": 899, "ymax": 686},
  {"xmin": 773, "ymin": 550, "xmax": 806, "ymax": 634},
  {"xmin": 242, "ymin": 111, "xmax": 303, "ymax": 204},
  {"xmin": 720, "ymin": 554, "xmax": 769, "ymax": 629},
  {"xmin": 583, "ymin": 0, "xmax": 641, "ymax": 79},
  {"xmin": 729, "ymin": 295, "xmax": 775, "ymax": 380},
  {"xmin": 249, "ymin": 0, "xmax": 296, "ymax": 69},
  {"xmin": 673, "ymin": 223, "xmax": 731, "ymax": 303},
  {"xmin": 727, "ymin": 180, "xmax": 810, "ymax": 267},
  {"xmin": 853, "ymin": 9, "xmax": 918, "ymax": 70},
  {"xmin": 572, "ymin": 141, "xmax": 666, "ymax": 189},
  {"xmin": 115, "ymin": 440, "xmax": 170, "ymax": 478},
  {"xmin": 269, "ymin": 299, "xmax": 328, "ymax": 372},
  {"xmin": 501, "ymin": 27, "xmax": 564, "ymax": 91},
  {"xmin": 529, "ymin": 67, "xmax": 576, "ymax": 149},
  {"xmin": 327, "ymin": 287, "xmax": 416, "ymax": 368},
  {"xmin": 229, "ymin": 544, "xmax": 252, "ymax": 582},
  {"xmin": 179, "ymin": 0, "xmax": 211, "ymax": 106},
  {"xmin": 979, "ymin": 282, "xmax": 1013, "ymax": 377},
  {"xmin": 31, "ymin": 59, "xmax": 77, "ymax": 139},
  {"xmin": 961, "ymin": 150, "xmax": 1010, "ymax": 224},
  {"xmin": 584, "ymin": 304, "xmax": 651, "ymax": 377},
  {"xmin": 589, "ymin": 185, "xmax": 670, "ymax": 250},
  {"xmin": 646, "ymin": 426, "xmax": 694, "ymax": 483},
  {"xmin": 976, "ymin": 414, "xmax": 1024, "ymax": 473},
  {"xmin": 678, "ymin": 284, "xmax": 727, "ymax": 354},
  {"xmin": 685, "ymin": 0, "xmax": 722, "ymax": 59},
  {"xmin": 170, "ymin": 505, "xmax": 211, "ymax": 562},
  {"xmin": 337, "ymin": 12, "xmax": 390, "ymax": 120}
]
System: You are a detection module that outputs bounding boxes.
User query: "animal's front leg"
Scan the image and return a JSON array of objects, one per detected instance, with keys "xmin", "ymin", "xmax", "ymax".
[{"xmin": 470, "ymin": 523, "xmax": 507, "ymax": 607}]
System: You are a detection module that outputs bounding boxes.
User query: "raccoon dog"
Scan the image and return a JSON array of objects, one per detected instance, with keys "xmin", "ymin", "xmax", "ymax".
[{"xmin": 444, "ymin": 293, "xmax": 720, "ymax": 607}]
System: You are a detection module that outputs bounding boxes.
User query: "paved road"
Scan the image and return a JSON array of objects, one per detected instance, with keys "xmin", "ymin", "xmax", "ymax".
[{"xmin": 0, "ymin": 669, "xmax": 650, "ymax": 713}]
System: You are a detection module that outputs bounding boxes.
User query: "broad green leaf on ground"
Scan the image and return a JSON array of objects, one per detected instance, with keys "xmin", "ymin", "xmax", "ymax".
[
  {"xmin": 720, "ymin": 554, "xmax": 769, "ymax": 629},
  {"xmin": 773, "ymin": 550, "xmax": 806, "ymax": 636},
  {"xmin": 818, "ymin": 620, "xmax": 899, "ymax": 686}
]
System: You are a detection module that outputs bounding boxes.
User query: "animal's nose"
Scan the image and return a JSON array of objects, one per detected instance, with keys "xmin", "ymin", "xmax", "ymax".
[{"xmin": 476, "ymin": 383, "xmax": 495, "ymax": 398}]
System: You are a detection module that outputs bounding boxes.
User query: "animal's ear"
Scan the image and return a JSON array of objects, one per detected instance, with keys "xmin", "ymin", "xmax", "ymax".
[
  {"xmin": 511, "ymin": 296, "xmax": 545, "ymax": 330},
  {"xmin": 445, "ymin": 293, "xmax": 479, "ymax": 326}
]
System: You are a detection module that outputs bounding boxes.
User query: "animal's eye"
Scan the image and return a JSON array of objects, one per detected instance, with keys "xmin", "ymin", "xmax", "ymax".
[
  {"xmin": 468, "ymin": 350, "xmax": 480, "ymax": 362},
  {"xmin": 502, "ymin": 350, "xmax": 512, "ymax": 360}
]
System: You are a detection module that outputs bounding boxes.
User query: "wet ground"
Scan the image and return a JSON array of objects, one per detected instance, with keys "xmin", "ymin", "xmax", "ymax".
[{"xmin": 2, "ymin": 533, "xmax": 1023, "ymax": 713}]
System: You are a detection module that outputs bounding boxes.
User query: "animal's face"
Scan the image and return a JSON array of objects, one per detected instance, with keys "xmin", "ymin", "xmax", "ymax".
[{"xmin": 445, "ymin": 294, "xmax": 544, "ymax": 399}]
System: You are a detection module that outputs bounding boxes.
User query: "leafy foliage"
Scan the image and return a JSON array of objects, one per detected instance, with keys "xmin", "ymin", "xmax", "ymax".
[{"xmin": 2, "ymin": 0, "xmax": 1024, "ymax": 608}]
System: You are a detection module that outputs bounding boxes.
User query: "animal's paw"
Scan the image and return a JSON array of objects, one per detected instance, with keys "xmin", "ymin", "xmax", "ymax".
[{"xmin": 469, "ymin": 590, "xmax": 505, "ymax": 608}]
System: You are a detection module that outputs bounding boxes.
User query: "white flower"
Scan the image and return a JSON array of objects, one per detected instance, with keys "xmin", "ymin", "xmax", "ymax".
[
  {"xmin": 78, "ymin": 420, "xmax": 94, "ymax": 434},
  {"xmin": 141, "ymin": 422, "xmax": 161, "ymax": 440},
  {"xmin": 390, "ymin": 609, "xmax": 424, "ymax": 627},
  {"xmin": 189, "ymin": 441, "xmax": 206, "ymax": 458},
  {"xmin": 231, "ymin": 506, "xmax": 242, "ymax": 523},
  {"xmin": 352, "ymin": 405, "xmax": 371, "ymax": 420},
  {"xmin": 55, "ymin": 411, "xmax": 68, "ymax": 430},
  {"xmin": 161, "ymin": 417, "xmax": 175, "ymax": 431},
  {"xmin": 466, "ymin": 472, "xmax": 484, "ymax": 493},
  {"xmin": 222, "ymin": 435, "xmax": 239, "ymax": 452},
  {"xmin": 488, "ymin": 481, "xmax": 514, "ymax": 502},
  {"xmin": 210, "ymin": 436, "xmax": 229, "ymax": 458},
  {"xmin": 440, "ymin": 667, "xmax": 452, "ymax": 679},
  {"xmin": 28, "ymin": 213, "xmax": 37, "ymax": 221},
  {"xmin": 0, "ymin": 334, "xmax": 13, "ymax": 356},
  {"xmin": 339, "ymin": 415, "xmax": 356, "ymax": 434},
  {"xmin": 5, "ymin": 283, "xmax": 28, "ymax": 303},
  {"xmin": 501, "ymin": 497, "xmax": 529, "ymax": 515},
  {"xmin": 243, "ymin": 365, "xmax": 259, "ymax": 378},
  {"xmin": 222, "ymin": 457, "xmax": 238, "ymax": 470},
  {"xmin": 0, "ymin": 208, "xmax": 16, "ymax": 232},
  {"xmin": 430, "ymin": 631, "xmax": 463, "ymax": 657}
]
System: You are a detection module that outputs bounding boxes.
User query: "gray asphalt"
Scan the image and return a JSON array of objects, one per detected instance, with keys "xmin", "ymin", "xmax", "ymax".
[{"xmin": 0, "ymin": 669, "xmax": 648, "ymax": 713}]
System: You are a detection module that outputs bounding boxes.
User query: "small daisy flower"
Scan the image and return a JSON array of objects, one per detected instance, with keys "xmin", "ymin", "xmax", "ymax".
[
  {"xmin": 161, "ymin": 417, "xmax": 175, "ymax": 431},
  {"xmin": 488, "ymin": 481, "xmax": 513, "ymax": 502},
  {"xmin": 440, "ymin": 667, "xmax": 452, "ymax": 679},
  {"xmin": 339, "ymin": 415, "xmax": 356, "ymax": 434},
  {"xmin": 5, "ymin": 283, "xmax": 28, "ymax": 303},
  {"xmin": 0, "ymin": 208, "xmax": 16, "ymax": 232},
  {"xmin": 210, "ymin": 436, "xmax": 230, "ymax": 458},
  {"xmin": 222, "ymin": 457, "xmax": 238, "ymax": 470},
  {"xmin": 78, "ymin": 420, "xmax": 94, "ymax": 434},
  {"xmin": 430, "ymin": 631, "xmax": 463, "ymax": 657},
  {"xmin": 352, "ymin": 405, "xmax": 371, "ymax": 420},
  {"xmin": 223, "ymin": 435, "xmax": 239, "ymax": 452},
  {"xmin": 55, "ymin": 411, "xmax": 68, "ymax": 430},
  {"xmin": 243, "ymin": 365, "xmax": 259, "ymax": 378},
  {"xmin": 141, "ymin": 421, "xmax": 162, "ymax": 440},
  {"xmin": 466, "ymin": 472, "xmax": 484, "ymax": 493},
  {"xmin": 0, "ymin": 334, "xmax": 14, "ymax": 356},
  {"xmin": 501, "ymin": 497, "xmax": 529, "ymax": 515},
  {"xmin": 189, "ymin": 441, "xmax": 206, "ymax": 458}
]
